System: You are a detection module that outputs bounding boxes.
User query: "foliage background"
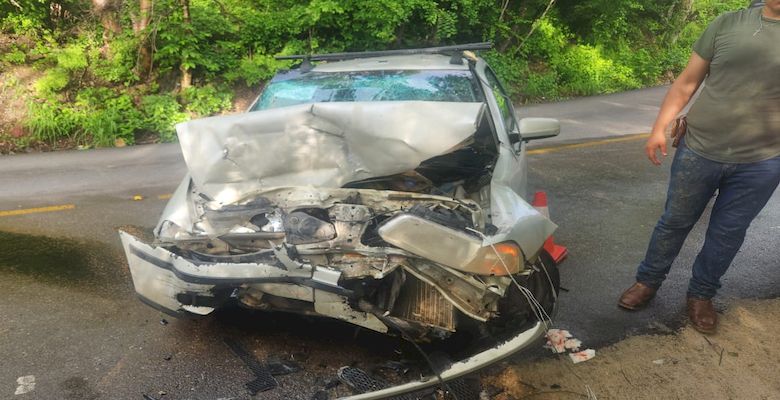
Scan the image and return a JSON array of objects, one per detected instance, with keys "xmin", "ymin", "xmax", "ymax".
[{"xmin": 0, "ymin": 0, "xmax": 748, "ymax": 151}]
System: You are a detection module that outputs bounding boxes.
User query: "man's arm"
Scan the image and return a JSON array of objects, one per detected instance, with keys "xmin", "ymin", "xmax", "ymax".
[{"xmin": 646, "ymin": 53, "xmax": 711, "ymax": 165}]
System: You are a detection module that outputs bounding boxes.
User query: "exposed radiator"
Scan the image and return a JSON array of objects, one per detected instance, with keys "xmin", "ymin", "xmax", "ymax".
[{"xmin": 393, "ymin": 276, "xmax": 456, "ymax": 332}]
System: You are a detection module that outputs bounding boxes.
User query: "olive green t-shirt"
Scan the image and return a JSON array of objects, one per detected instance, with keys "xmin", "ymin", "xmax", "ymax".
[{"xmin": 686, "ymin": 7, "xmax": 780, "ymax": 163}]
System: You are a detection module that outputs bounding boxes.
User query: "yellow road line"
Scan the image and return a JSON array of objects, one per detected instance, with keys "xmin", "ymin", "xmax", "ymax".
[
  {"xmin": 0, "ymin": 135, "xmax": 645, "ymax": 217},
  {"xmin": 0, "ymin": 204, "xmax": 76, "ymax": 218},
  {"xmin": 527, "ymin": 133, "xmax": 650, "ymax": 155}
]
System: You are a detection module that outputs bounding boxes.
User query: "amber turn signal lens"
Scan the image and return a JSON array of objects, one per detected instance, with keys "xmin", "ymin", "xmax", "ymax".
[{"xmin": 482, "ymin": 241, "xmax": 522, "ymax": 276}]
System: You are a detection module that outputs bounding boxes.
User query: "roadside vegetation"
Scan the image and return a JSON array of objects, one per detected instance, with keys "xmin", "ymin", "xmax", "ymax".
[{"xmin": 0, "ymin": 0, "xmax": 746, "ymax": 152}]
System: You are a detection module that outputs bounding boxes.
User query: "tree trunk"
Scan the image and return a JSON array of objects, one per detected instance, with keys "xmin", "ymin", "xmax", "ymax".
[
  {"xmin": 92, "ymin": 0, "xmax": 122, "ymax": 52},
  {"xmin": 179, "ymin": 0, "xmax": 192, "ymax": 89},
  {"xmin": 133, "ymin": 0, "xmax": 154, "ymax": 80}
]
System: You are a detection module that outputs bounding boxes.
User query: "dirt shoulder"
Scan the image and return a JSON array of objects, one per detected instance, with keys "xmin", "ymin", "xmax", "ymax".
[{"xmin": 486, "ymin": 298, "xmax": 780, "ymax": 399}]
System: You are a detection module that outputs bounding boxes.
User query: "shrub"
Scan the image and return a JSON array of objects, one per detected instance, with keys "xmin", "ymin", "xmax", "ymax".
[
  {"xmin": 227, "ymin": 55, "xmax": 288, "ymax": 86},
  {"xmin": 140, "ymin": 94, "xmax": 189, "ymax": 142},
  {"xmin": 524, "ymin": 70, "xmax": 561, "ymax": 101},
  {"xmin": 56, "ymin": 43, "xmax": 88, "ymax": 71},
  {"xmin": 25, "ymin": 101, "xmax": 77, "ymax": 142},
  {"xmin": 1, "ymin": 47, "xmax": 26, "ymax": 64},
  {"xmin": 79, "ymin": 93, "xmax": 142, "ymax": 147},
  {"xmin": 34, "ymin": 68, "xmax": 70, "ymax": 96},
  {"xmin": 180, "ymin": 85, "xmax": 233, "ymax": 116},
  {"xmin": 551, "ymin": 44, "xmax": 640, "ymax": 96},
  {"xmin": 91, "ymin": 35, "xmax": 140, "ymax": 85}
]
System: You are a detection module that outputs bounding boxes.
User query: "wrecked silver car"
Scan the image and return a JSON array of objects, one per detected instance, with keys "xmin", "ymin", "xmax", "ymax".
[{"xmin": 119, "ymin": 43, "xmax": 564, "ymax": 396}]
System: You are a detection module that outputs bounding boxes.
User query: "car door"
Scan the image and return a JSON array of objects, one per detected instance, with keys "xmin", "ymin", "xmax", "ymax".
[{"xmin": 477, "ymin": 63, "xmax": 528, "ymax": 200}]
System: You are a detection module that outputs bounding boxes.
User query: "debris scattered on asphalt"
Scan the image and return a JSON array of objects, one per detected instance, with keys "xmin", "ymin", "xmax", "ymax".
[
  {"xmin": 569, "ymin": 349, "xmax": 597, "ymax": 364},
  {"xmin": 159, "ymin": 319, "xmax": 168, "ymax": 326},
  {"xmin": 337, "ymin": 366, "xmax": 387, "ymax": 393},
  {"xmin": 142, "ymin": 394, "xmax": 158, "ymax": 400},
  {"xmin": 374, "ymin": 360, "xmax": 410, "ymax": 376},
  {"xmin": 323, "ymin": 378, "xmax": 341, "ymax": 390},
  {"xmin": 564, "ymin": 338, "xmax": 582, "ymax": 351},
  {"xmin": 163, "ymin": 354, "xmax": 172, "ymax": 361},
  {"xmin": 291, "ymin": 351, "xmax": 310, "ymax": 362},
  {"xmin": 446, "ymin": 376, "xmax": 483, "ymax": 399},
  {"xmin": 546, "ymin": 329, "xmax": 596, "ymax": 364},
  {"xmin": 311, "ymin": 390, "xmax": 329, "ymax": 400},
  {"xmin": 652, "ymin": 359, "xmax": 665, "ymax": 365},
  {"xmin": 15, "ymin": 375, "xmax": 36, "ymax": 395},
  {"xmin": 544, "ymin": 329, "xmax": 573, "ymax": 353},
  {"xmin": 224, "ymin": 338, "xmax": 278, "ymax": 394},
  {"xmin": 266, "ymin": 359, "xmax": 302, "ymax": 376}
]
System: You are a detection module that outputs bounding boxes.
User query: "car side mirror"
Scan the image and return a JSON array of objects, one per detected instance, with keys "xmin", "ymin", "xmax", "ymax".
[{"xmin": 519, "ymin": 118, "xmax": 560, "ymax": 141}]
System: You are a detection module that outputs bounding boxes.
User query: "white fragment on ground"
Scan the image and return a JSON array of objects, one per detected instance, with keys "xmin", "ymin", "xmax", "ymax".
[
  {"xmin": 569, "ymin": 349, "xmax": 596, "ymax": 364},
  {"xmin": 546, "ymin": 329, "xmax": 596, "ymax": 363},
  {"xmin": 564, "ymin": 338, "xmax": 582, "ymax": 351},
  {"xmin": 544, "ymin": 329, "xmax": 572, "ymax": 353},
  {"xmin": 653, "ymin": 359, "xmax": 665, "ymax": 365},
  {"xmin": 15, "ymin": 375, "xmax": 35, "ymax": 395}
]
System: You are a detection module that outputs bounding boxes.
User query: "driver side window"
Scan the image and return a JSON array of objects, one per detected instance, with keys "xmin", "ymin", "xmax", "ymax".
[{"xmin": 484, "ymin": 69, "xmax": 517, "ymax": 135}]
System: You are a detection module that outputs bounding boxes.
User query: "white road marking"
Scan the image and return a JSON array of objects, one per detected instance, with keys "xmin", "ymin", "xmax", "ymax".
[{"xmin": 15, "ymin": 375, "xmax": 35, "ymax": 395}]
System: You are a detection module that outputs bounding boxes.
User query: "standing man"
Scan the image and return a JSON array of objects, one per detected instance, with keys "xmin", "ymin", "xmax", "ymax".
[{"xmin": 618, "ymin": 1, "xmax": 780, "ymax": 333}]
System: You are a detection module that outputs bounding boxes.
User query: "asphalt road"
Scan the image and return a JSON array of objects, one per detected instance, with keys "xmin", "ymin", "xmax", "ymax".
[{"xmin": 2, "ymin": 85, "xmax": 779, "ymax": 399}]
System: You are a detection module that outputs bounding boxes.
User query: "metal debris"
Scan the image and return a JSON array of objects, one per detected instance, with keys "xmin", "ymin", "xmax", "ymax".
[
  {"xmin": 337, "ymin": 366, "xmax": 387, "ymax": 393},
  {"xmin": 266, "ymin": 359, "xmax": 302, "ymax": 376},
  {"xmin": 224, "ymin": 338, "xmax": 278, "ymax": 394}
]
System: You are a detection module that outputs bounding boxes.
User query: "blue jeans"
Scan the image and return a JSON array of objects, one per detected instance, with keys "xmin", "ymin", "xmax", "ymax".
[{"xmin": 636, "ymin": 140, "xmax": 780, "ymax": 299}]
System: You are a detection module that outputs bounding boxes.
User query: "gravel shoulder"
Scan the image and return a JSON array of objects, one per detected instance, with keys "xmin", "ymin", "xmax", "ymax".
[{"xmin": 486, "ymin": 298, "xmax": 780, "ymax": 399}]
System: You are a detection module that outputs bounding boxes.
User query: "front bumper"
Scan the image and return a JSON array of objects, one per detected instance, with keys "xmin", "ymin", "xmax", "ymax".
[
  {"xmin": 119, "ymin": 230, "xmax": 313, "ymax": 316},
  {"xmin": 120, "ymin": 230, "xmax": 548, "ymax": 399}
]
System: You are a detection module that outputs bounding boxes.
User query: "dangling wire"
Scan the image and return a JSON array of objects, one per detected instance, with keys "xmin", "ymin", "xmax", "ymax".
[{"xmin": 467, "ymin": 228, "xmax": 554, "ymax": 330}]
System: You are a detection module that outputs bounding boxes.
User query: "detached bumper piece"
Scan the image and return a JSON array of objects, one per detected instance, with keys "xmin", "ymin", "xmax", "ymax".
[{"xmin": 338, "ymin": 321, "xmax": 545, "ymax": 400}]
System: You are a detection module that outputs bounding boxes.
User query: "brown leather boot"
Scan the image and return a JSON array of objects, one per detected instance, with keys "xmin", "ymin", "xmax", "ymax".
[
  {"xmin": 618, "ymin": 282, "xmax": 657, "ymax": 310},
  {"xmin": 687, "ymin": 297, "xmax": 717, "ymax": 334}
]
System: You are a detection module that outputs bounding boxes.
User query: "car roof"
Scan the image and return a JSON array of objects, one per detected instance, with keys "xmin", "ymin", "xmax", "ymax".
[{"xmin": 310, "ymin": 54, "xmax": 472, "ymax": 73}]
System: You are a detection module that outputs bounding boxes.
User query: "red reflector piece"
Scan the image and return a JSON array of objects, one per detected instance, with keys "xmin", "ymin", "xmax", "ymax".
[{"xmin": 533, "ymin": 190, "xmax": 568, "ymax": 265}]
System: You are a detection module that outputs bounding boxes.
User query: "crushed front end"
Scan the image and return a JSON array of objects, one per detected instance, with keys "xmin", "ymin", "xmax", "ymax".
[{"xmin": 120, "ymin": 100, "xmax": 559, "ymax": 395}]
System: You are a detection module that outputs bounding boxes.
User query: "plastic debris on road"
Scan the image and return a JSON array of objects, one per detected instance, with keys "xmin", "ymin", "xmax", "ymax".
[
  {"xmin": 569, "ymin": 349, "xmax": 596, "ymax": 364},
  {"xmin": 15, "ymin": 375, "xmax": 35, "ymax": 395},
  {"xmin": 545, "ymin": 329, "xmax": 596, "ymax": 364},
  {"xmin": 544, "ymin": 329, "xmax": 572, "ymax": 353}
]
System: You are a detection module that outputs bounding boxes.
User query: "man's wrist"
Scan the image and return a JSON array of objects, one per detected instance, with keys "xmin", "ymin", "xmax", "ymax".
[{"xmin": 650, "ymin": 130, "xmax": 666, "ymax": 138}]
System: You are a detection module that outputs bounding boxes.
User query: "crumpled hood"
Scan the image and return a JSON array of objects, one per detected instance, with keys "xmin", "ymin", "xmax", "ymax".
[{"xmin": 176, "ymin": 101, "xmax": 484, "ymax": 203}]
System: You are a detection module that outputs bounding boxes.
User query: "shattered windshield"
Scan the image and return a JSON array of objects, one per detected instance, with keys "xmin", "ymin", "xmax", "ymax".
[{"xmin": 252, "ymin": 70, "xmax": 482, "ymax": 110}]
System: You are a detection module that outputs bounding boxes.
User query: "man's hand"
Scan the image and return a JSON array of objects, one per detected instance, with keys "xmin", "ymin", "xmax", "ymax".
[
  {"xmin": 645, "ymin": 132, "xmax": 667, "ymax": 165},
  {"xmin": 646, "ymin": 53, "xmax": 709, "ymax": 166}
]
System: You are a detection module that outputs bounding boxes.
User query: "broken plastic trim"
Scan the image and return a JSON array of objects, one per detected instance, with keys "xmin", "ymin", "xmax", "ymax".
[{"xmin": 337, "ymin": 321, "xmax": 545, "ymax": 399}]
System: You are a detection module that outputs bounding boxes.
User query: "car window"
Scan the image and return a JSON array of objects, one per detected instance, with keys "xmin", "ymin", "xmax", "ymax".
[
  {"xmin": 483, "ymin": 68, "xmax": 517, "ymax": 134},
  {"xmin": 253, "ymin": 70, "xmax": 483, "ymax": 110}
]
